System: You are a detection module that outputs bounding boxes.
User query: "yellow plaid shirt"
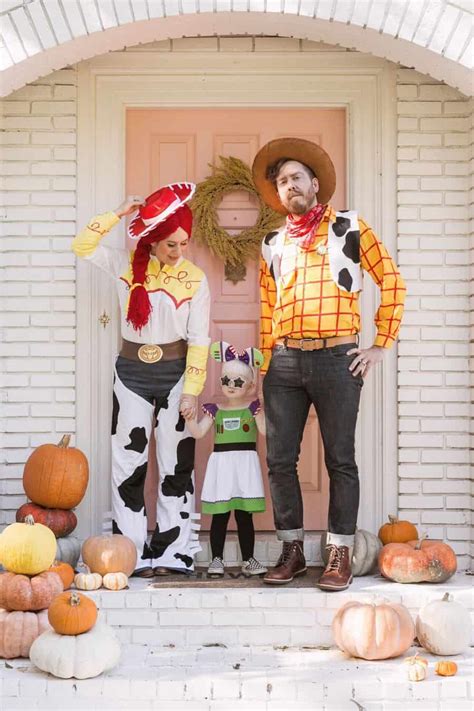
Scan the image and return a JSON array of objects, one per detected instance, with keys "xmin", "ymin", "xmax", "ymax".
[{"xmin": 259, "ymin": 205, "xmax": 406, "ymax": 371}]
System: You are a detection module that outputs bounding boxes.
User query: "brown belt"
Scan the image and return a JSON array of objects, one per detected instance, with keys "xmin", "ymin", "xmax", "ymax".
[
  {"xmin": 120, "ymin": 339, "xmax": 187, "ymax": 364},
  {"xmin": 275, "ymin": 335, "xmax": 357, "ymax": 352}
]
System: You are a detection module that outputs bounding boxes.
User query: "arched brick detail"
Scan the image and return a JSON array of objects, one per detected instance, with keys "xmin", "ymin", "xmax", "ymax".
[{"xmin": 0, "ymin": 1, "xmax": 472, "ymax": 97}]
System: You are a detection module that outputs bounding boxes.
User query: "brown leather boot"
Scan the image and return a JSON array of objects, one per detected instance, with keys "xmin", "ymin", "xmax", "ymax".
[
  {"xmin": 263, "ymin": 540, "xmax": 307, "ymax": 585},
  {"xmin": 317, "ymin": 545, "xmax": 353, "ymax": 591}
]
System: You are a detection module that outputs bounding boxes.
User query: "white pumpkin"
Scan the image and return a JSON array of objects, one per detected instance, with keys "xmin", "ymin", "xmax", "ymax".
[
  {"xmin": 416, "ymin": 592, "xmax": 471, "ymax": 656},
  {"xmin": 321, "ymin": 529, "xmax": 382, "ymax": 576},
  {"xmin": 102, "ymin": 572, "xmax": 128, "ymax": 591},
  {"xmin": 74, "ymin": 567, "xmax": 102, "ymax": 591},
  {"xmin": 30, "ymin": 621, "xmax": 121, "ymax": 679}
]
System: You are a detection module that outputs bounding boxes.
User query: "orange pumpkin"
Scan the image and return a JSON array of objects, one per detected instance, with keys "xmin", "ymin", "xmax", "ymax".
[
  {"xmin": 435, "ymin": 660, "xmax": 457, "ymax": 677},
  {"xmin": 0, "ymin": 609, "xmax": 50, "ymax": 659},
  {"xmin": 378, "ymin": 515, "xmax": 418, "ymax": 545},
  {"xmin": 48, "ymin": 591, "xmax": 98, "ymax": 636},
  {"xmin": 0, "ymin": 571, "xmax": 63, "ymax": 611},
  {"xmin": 16, "ymin": 503, "xmax": 77, "ymax": 538},
  {"xmin": 82, "ymin": 534, "xmax": 137, "ymax": 577},
  {"xmin": 23, "ymin": 435, "xmax": 89, "ymax": 510},
  {"xmin": 49, "ymin": 561, "xmax": 75, "ymax": 589},
  {"xmin": 379, "ymin": 538, "xmax": 457, "ymax": 584}
]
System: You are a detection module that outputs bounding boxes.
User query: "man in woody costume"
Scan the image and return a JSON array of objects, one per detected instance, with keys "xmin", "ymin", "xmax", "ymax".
[
  {"xmin": 72, "ymin": 184, "xmax": 210, "ymax": 577},
  {"xmin": 252, "ymin": 138, "xmax": 405, "ymax": 591}
]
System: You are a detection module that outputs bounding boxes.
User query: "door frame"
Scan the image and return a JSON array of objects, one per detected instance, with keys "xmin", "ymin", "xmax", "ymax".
[{"xmin": 75, "ymin": 48, "xmax": 398, "ymax": 539}]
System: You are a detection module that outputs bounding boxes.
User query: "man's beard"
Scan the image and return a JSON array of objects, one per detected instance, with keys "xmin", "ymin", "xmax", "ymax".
[{"xmin": 286, "ymin": 192, "xmax": 312, "ymax": 215}]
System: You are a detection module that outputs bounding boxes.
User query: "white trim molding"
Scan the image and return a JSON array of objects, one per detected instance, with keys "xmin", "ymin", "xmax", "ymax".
[
  {"xmin": 74, "ymin": 50, "xmax": 398, "ymax": 538},
  {"xmin": 0, "ymin": 7, "xmax": 472, "ymax": 97}
]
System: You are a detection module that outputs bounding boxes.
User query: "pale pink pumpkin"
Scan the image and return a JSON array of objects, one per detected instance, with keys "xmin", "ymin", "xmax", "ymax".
[
  {"xmin": 332, "ymin": 600, "xmax": 415, "ymax": 660},
  {"xmin": 0, "ymin": 609, "xmax": 50, "ymax": 658},
  {"xmin": 0, "ymin": 571, "xmax": 63, "ymax": 611}
]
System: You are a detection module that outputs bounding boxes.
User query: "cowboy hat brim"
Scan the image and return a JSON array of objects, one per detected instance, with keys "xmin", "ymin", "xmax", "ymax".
[
  {"xmin": 252, "ymin": 138, "xmax": 336, "ymax": 215},
  {"xmin": 128, "ymin": 182, "xmax": 196, "ymax": 241}
]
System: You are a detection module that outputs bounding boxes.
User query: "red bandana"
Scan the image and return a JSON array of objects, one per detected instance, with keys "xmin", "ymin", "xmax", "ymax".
[{"xmin": 286, "ymin": 203, "xmax": 327, "ymax": 250}]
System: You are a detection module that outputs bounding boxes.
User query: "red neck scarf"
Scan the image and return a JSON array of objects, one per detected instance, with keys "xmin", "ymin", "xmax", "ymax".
[
  {"xmin": 286, "ymin": 203, "xmax": 327, "ymax": 250},
  {"xmin": 127, "ymin": 205, "xmax": 193, "ymax": 332}
]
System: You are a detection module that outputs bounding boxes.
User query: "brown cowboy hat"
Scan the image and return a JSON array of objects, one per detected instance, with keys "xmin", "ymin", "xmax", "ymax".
[{"xmin": 252, "ymin": 137, "xmax": 336, "ymax": 214}]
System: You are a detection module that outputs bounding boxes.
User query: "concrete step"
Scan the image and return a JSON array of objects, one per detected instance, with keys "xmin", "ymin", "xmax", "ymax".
[
  {"xmin": 2, "ymin": 644, "xmax": 473, "ymax": 710},
  {"xmin": 82, "ymin": 572, "xmax": 474, "ymax": 649}
]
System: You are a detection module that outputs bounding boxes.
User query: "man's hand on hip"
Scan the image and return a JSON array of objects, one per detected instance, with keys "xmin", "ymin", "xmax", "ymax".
[{"xmin": 347, "ymin": 345, "xmax": 385, "ymax": 378}]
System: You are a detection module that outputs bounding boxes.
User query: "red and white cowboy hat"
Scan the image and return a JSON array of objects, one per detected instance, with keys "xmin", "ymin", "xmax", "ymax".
[{"xmin": 127, "ymin": 182, "xmax": 196, "ymax": 241}]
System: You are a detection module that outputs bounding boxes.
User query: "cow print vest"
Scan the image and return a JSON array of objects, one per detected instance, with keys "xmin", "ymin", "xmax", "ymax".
[
  {"xmin": 327, "ymin": 210, "xmax": 363, "ymax": 293},
  {"xmin": 262, "ymin": 210, "xmax": 363, "ymax": 294}
]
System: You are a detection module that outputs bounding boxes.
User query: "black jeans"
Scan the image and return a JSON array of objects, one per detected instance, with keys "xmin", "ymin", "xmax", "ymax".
[{"xmin": 263, "ymin": 343, "xmax": 363, "ymax": 539}]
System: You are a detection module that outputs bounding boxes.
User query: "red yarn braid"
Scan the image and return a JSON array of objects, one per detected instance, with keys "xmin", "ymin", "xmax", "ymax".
[{"xmin": 127, "ymin": 204, "xmax": 193, "ymax": 332}]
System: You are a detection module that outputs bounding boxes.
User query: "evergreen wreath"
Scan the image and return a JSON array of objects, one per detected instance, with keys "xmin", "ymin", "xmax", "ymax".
[{"xmin": 191, "ymin": 156, "xmax": 283, "ymax": 283}]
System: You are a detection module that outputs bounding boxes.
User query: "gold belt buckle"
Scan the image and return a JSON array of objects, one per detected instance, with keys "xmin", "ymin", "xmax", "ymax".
[{"xmin": 138, "ymin": 344, "xmax": 163, "ymax": 363}]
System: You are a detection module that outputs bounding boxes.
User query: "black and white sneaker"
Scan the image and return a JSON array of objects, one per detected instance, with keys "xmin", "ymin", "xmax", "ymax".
[
  {"xmin": 241, "ymin": 557, "xmax": 268, "ymax": 576},
  {"xmin": 207, "ymin": 556, "xmax": 225, "ymax": 577}
]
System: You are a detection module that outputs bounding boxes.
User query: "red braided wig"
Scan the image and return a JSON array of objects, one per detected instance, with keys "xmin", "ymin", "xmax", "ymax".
[{"xmin": 127, "ymin": 204, "xmax": 193, "ymax": 332}]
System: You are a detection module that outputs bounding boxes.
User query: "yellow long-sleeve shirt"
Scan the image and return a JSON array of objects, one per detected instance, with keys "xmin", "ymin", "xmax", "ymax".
[{"xmin": 260, "ymin": 205, "xmax": 406, "ymax": 372}]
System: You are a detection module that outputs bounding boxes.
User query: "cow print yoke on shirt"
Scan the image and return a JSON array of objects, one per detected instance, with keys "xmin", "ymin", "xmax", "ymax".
[{"xmin": 327, "ymin": 210, "xmax": 363, "ymax": 293}]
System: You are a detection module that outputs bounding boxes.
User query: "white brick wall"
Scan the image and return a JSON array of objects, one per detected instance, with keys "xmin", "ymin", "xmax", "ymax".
[
  {"xmin": 396, "ymin": 69, "xmax": 472, "ymax": 568},
  {"xmin": 0, "ymin": 42, "xmax": 472, "ymax": 569},
  {"xmin": 0, "ymin": 67, "xmax": 77, "ymax": 525}
]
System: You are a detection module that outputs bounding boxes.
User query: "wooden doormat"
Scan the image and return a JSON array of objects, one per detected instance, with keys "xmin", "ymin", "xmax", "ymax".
[{"xmin": 147, "ymin": 566, "xmax": 324, "ymax": 589}]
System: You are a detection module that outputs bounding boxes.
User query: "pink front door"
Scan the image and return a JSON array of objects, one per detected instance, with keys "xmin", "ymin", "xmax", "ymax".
[{"xmin": 126, "ymin": 108, "xmax": 346, "ymax": 532}]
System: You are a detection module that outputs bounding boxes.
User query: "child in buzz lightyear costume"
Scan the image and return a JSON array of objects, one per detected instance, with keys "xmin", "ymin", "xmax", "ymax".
[
  {"xmin": 185, "ymin": 342, "xmax": 267, "ymax": 577},
  {"xmin": 72, "ymin": 184, "xmax": 210, "ymax": 577}
]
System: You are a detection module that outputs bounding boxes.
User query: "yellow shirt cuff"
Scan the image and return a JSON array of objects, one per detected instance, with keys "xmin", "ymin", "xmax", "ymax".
[
  {"xmin": 374, "ymin": 333, "xmax": 396, "ymax": 349},
  {"xmin": 72, "ymin": 211, "xmax": 121, "ymax": 258},
  {"xmin": 182, "ymin": 344, "xmax": 208, "ymax": 396}
]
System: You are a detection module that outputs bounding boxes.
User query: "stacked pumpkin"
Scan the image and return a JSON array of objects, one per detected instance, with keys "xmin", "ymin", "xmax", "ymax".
[
  {"xmin": 377, "ymin": 515, "xmax": 457, "ymax": 584},
  {"xmin": 0, "ymin": 516, "xmax": 62, "ymax": 658},
  {"xmin": 30, "ymin": 590, "xmax": 121, "ymax": 679},
  {"xmin": 16, "ymin": 435, "xmax": 89, "ymax": 571}
]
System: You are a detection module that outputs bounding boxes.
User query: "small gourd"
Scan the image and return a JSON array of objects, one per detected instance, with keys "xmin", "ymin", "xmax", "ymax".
[
  {"xmin": 74, "ymin": 566, "xmax": 102, "ymax": 591},
  {"xmin": 102, "ymin": 572, "xmax": 128, "ymax": 591},
  {"xmin": 405, "ymin": 654, "xmax": 428, "ymax": 682},
  {"xmin": 435, "ymin": 660, "xmax": 457, "ymax": 677}
]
